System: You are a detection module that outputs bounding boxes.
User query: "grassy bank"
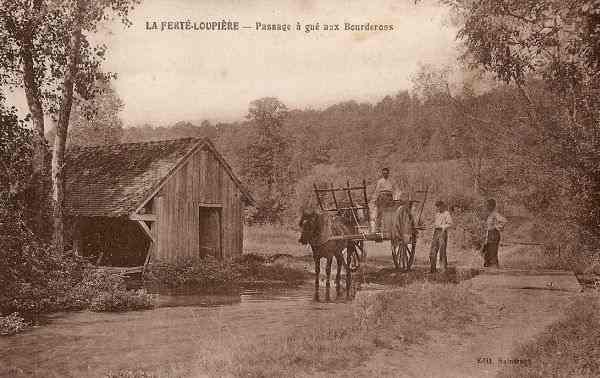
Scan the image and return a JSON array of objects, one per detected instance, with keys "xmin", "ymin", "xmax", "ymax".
[
  {"xmin": 366, "ymin": 266, "xmax": 480, "ymax": 286},
  {"xmin": 497, "ymin": 293, "xmax": 600, "ymax": 378},
  {"xmin": 144, "ymin": 254, "xmax": 310, "ymax": 294},
  {"xmin": 1, "ymin": 269, "xmax": 156, "ymax": 336},
  {"xmin": 244, "ymin": 224, "xmax": 309, "ymax": 257}
]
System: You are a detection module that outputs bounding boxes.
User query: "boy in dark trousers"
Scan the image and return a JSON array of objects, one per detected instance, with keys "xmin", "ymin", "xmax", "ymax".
[
  {"xmin": 482, "ymin": 198, "xmax": 507, "ymax": 268},
  {"xmin": 430, "ymin": 200, "xmax": 452, "ymax": 273}
]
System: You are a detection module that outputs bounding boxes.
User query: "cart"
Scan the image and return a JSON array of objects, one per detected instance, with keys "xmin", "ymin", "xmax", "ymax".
[{"xmin": 313, "ymin": 181, "xmax": 428, "ymax": 271}]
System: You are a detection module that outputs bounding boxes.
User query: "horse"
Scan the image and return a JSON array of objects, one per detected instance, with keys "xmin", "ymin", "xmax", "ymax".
[
  {"xmin": 390, "ymin": 204, "xmax": 417, "ymax": 271},
  {"xmin": 298, "ymin": 210, "xmax": 355, "ymax": 300}
]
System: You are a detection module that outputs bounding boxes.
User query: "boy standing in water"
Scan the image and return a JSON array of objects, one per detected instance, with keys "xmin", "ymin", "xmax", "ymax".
[
  {"xmin": 430, "ymin": 200, "xmax": 452, "ymax": 273},
  {"xmin": 482, "ymin": 198, "xmax": 508, "ymax": 268}
]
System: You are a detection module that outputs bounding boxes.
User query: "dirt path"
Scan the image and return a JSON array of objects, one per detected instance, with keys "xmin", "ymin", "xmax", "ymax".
[{"xmin": 330, "ymin": 269, "xmax": 579, "ymax": 378}]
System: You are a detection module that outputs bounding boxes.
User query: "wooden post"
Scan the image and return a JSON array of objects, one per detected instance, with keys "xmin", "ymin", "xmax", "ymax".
[
  {"xmin": 72, "ymin": 217, "xmax": 82, "ymax": 256},
  {"xmin": 313, "ymin": 183, "xmax": 324, "ymax": 210},
  {"xmin": 346, "ymin": 180, "xmax": 356, "ymax": 208},
  {"xmin": 330, "ymin": 182, "xmax": 339, "ymax": 210},
  {"xmin": 362, "ymin": 179, "xmax": 370, "ymax": 222}
]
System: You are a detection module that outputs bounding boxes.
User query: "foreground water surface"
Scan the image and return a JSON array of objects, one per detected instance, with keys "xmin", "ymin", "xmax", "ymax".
[{"xmin": 1, "ymin": 283, "xmax": 374, "ymax": 377}]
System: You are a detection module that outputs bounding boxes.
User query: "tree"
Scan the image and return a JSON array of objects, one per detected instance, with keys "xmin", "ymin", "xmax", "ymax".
[
  {"xmin": 242, "ymin": 97, "xmax": 291, "ymax": 224},
  {"xmin": 45, "ymin": 79, "xmax": 125, "ymax": 146},
  {"xmin": 67, "ymin": 79, "xmax": 124, "ymax": 146},
  {"xmin": 0, "ymin": 0, "xmax": 140, "ymax": 250},
  {"xmin": 443, "ymin": 0, "xmax": 600, "ymax": 251}
]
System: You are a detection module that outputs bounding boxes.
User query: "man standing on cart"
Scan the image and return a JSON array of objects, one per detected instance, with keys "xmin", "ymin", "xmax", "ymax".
[{"xmin": 370, "ymin": 167, "xmax": 399, "ymax": 233}]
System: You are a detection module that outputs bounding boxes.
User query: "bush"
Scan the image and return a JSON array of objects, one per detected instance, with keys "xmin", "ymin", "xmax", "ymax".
[
  {"xmin": 237, "ymin": 261, "xmax": 307, "ymax": 284},
  {"xmin": 144, "ymin": 256, "xmax": 241, "ymax": 293},
  {"xmin": 233, "ymin": 253, "xmax": 308, "ymax": 284},
  {"xmin": 1, "ymin": 245, "xmax": 90, "ymax": 316},
  {"xmin": 144, "ymin": 254, "xmax": 308, "ymax": 293},
  {"xmin": 71, "ymin": 270, "xmax": 156, "ymax": 312},
  {"xmin": 232, "ymin": 252, "xmax": 267, "ymax": 265},
  {"xmin": 89, "ymin": 289, "xmax": 156, "ymax": 312},
  {"xmin": 71, "ymin": 269, "xmax": 127, "ymax": 300},
  {"xmin": 0, "ymin": 312, "xmax": 29, "ymax": 336},
  {"xmin": 446, "ymin": 192, "xmax": 481, "ymax": 213}
]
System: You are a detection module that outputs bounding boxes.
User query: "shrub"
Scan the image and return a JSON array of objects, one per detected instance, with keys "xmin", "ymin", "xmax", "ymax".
[
  {"xmin": 233, "ymin": 253, "xmax": 308, "ymax": 284},
  {"xmin": 70, "ymin": 269, "xmax": 127, "ymax": 301},
  {"xmin": 89, "ymin": 290, "xmax": 156, "ymax": 312},
  {"xmin": 232, "ymin": 252, "xmax": 267, "ymax": 266},
  {"xmin": 446, "ymin": 192, "xmax": 481, "ymax": 213},
  {"xmin": 144, "ymin": 256, "xmax": 241, "ymax": 293},
  {"xmin": 71, "ymin": 270, "xmax": 156, "ymax": 312},
  {"xmin": 1, "ymin": 245, "xmax": 90, "ymax": 316},
  {"xmin": 0, "ymin": 312, "xmax": 29, "ymax": 336}
]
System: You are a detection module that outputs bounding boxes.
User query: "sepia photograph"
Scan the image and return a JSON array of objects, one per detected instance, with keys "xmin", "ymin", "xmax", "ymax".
[{"xmin": 1, "ymin": 0, "xmax": 599, "ymax": 377}]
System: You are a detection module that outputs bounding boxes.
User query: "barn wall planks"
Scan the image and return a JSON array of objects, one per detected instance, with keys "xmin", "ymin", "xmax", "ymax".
[{"xmin": 153, "ymin": 145, "xmax": 244, "ymax": 261}]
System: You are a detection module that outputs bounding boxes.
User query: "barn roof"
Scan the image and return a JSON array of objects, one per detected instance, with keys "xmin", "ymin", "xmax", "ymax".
[{"xmin": 65, "ymin": 137, "xmax": 253, "ymax": 217}]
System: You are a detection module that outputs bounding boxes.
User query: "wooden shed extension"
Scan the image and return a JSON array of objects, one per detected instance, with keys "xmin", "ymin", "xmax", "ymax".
[{"xmin": 65, "ymin": 138, "xmax": 253, "ymax": 267}]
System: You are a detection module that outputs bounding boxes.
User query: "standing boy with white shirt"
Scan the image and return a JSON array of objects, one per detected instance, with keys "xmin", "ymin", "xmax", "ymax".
[
  {"xmin": 430, "ymin": 200, "xmax": 452, "ymax": 273},
  {"xmin": 482, "ymin": 198, "xmax": 508, "ymax": 268}
]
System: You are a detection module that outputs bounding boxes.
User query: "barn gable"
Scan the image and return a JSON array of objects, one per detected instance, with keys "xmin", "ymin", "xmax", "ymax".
[{"xmin": 65, "ymin": 138, "xmax": 253, "ymax": 218}]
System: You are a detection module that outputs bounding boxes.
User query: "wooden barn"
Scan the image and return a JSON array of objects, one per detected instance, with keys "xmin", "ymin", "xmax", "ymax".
[{"xmin": 64, "ymin": 138, "xmax": 253, "ymax": 269}]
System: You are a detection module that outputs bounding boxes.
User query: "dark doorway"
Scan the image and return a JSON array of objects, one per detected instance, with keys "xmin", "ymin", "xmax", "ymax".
[
  {"xmin": 76, "ymin": 217, "xmax": 150, "ymax": 266},
  {"xmin": 199, "ymin": 206, "xmax": 222, "ymax": 259}
]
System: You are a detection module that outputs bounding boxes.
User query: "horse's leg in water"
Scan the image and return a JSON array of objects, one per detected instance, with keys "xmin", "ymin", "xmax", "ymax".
[
  {"xmin": 346, "ymin": 243, "xmax": 353, "ymax": 298},
  {"xmin": 314, "ymin": 255, "xmax": 320, "ymax": 301},
  {"xmin": 335, "ymin": 254, "xmax": 342, "ymax": 295},
  {"xmin": 325, "ymin": 256, "xmax": 332, "ymax": 301}
]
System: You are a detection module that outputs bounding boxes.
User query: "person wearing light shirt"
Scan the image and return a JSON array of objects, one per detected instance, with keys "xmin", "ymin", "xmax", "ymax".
[
  {"xmin": 430, "ymin": 200, "xmax": 452, "ymax": 273},
  {"xmin": 482, "ymin": 198, "xmax": 508, "ymax": 267},
  {"xmin": 369, "ymin": 167, "xmax": 399, "ymax": 232}
]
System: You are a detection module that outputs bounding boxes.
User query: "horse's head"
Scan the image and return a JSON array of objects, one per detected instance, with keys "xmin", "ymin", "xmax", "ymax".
[{"xmin": 298, "ymin": 210, "xmax": 320, "ymax": 245}]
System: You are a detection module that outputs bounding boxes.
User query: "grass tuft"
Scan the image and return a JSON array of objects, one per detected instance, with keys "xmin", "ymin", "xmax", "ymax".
[{"xmin": 497, "ymin": 293, "xmax": 600, "ymax": 378}]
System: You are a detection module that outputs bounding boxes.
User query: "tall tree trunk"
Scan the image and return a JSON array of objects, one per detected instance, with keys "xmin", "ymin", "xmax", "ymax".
[
  {"xmin": 21, "ymin": 50, "xmax": 45, "ymax": 177},
  {"xmin": 52, "ymin": 1, "xmax": 85, "ymax": 251},
  {"xmin": 18, "ymin": 15, "xmax": 49, "ymax": 237}
]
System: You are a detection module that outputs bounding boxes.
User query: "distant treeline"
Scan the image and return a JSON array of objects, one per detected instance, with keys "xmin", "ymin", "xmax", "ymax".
[{"xmin": 120, "ymin": 89, "xmax": 496, "ymax": 192}]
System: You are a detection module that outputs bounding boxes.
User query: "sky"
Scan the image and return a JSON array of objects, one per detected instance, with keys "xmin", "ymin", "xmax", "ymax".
[{"xmin": 5, "ymin": 0, "xmax": 459, "ymax": 126}]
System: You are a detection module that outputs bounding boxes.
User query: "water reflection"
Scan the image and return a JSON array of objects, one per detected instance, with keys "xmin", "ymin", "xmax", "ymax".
[
  {"xmin": 155, "ymin": 280, "xmax": 388, "ymax": 309},
  {"xmin": 156, "ymin": 283, "xmax": 355, "ymax": 308},
  {"xmin": 157, "ymin": 293, "xmax": 242, "ymax": 308}
]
